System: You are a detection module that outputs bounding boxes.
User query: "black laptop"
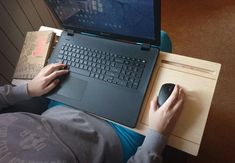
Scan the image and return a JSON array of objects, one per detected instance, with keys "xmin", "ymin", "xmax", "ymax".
[{"xmin": 45, "ymin": 0, "xmax": 161, "ymax": 128}]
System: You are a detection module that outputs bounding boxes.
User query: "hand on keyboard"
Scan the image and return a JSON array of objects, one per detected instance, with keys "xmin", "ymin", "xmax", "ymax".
[{"xmin": 27, "ymin": 63, "xmax": 69, "ymax": 97}]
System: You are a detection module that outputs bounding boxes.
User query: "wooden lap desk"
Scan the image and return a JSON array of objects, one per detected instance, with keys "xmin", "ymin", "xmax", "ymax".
[{"xmin": 12, "ymin": 26, "xmax": 221, "ymax": 156}]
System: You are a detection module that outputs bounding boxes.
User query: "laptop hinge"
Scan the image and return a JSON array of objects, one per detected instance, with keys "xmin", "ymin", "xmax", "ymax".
[
  {"xmin": 67, "ymin": 29, "xmax": 74, "ymax": 36},
  {"xmin": 141, "ymin": 43, "xmax": 151, "ymax": 51}
]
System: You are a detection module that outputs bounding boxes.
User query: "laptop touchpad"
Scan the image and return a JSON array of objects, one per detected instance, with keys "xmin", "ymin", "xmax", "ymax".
[{"xmin": 57, "ymin": 77, "xmax": 87, "ymax": 101}]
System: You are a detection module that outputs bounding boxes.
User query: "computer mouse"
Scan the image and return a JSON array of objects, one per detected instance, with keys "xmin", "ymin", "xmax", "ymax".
[{"xmin": 157, "ymin": 83, "xmax": 175, "ymax": 107}]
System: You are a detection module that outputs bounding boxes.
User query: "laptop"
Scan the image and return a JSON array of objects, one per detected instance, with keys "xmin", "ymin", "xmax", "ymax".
[{"xmin": 45, "ymin": 0, "xmax": 161, "ymax": 128}]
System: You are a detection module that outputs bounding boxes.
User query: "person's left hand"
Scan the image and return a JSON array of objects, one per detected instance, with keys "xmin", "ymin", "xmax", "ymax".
[{"xmin": 27, "ymin": 63, "xmax": 69, "ymax": 97}]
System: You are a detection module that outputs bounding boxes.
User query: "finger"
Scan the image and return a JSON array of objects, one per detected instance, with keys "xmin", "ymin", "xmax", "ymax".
[
  {"xmin": 150, "ymin": 96, "xmax": 158, "ymax": 111},
  {"xmin": 42, "ymin": 63, "xmax": 58, "ymax": 72},
  {"xmin": 177, "ymin": 88, "xmax": 185, "ymax": 103},
  {"xmin": 161, "ymin": 84, "xmax": 179, "ymax": 109},
  {"xmin": 172, "ymin": 88, "xmax": 185, "ymax": 112},
  {"xmin": 149, "ymin": 97, "xmax": 157, "ymax": 116},
  {"xmin": 45, "ymin": 69, "xmax": 68, "ymax": 85},
  {"xmin": 40, "ymin": 63, "xmax": 58, "ymax": 75},
  {"xmin": 44, "ymin": 63, "xmax": 67, "ymax": 76},
  {"xmin": 36, "ymin": 64, "xmax": 52, "ymax": 76},
  {"xmin": 171, "ymin": 98, "xmax": 184, "ymax": 118},
  {"xmin": 43, "ymin": 79, "xmax": 60, "ymax": 94},
  {"xmin": 180, "ymin": 88, "xmax": 185, "ymax": 99}
]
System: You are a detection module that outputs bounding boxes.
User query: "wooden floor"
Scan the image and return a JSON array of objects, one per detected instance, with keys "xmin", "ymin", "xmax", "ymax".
[{"xmin": 161, "ymin": 0, "xmax": 235, "ymax": 162}]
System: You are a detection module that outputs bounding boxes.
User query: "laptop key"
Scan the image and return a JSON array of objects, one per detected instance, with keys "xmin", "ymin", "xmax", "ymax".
[
  {"xmin": 99, "ymin": 74, "xmax": 104, "ymax": 80},
  {"xmin": 115, "ymin": 58, "xmax": 124, "ymax": 63},
  {"xmin": 132, "ymin": 81, "xmax": 139, "ymax": 89},
  {"xmin": 59, "ymin": 50, "xmax": 64, "ymax": 54},
  {"xmin": 56, "ymin": 59, "xmax": 63, "ymax": 63},
  {"xmin": 110, "ymin": 67, "xmax": 121, "ymax": 73},
  {"xmin": 127, "ymin": 82, "xmax": 133, "ymax": 88},
  {"xmin": 90, "ymin": 72, "xmax": 95, "ymax": 78},
  {"xmin": 117, "ymin": 80, "xmax": 127, "ymax": 87},
  {"xmin": 70, "ymin": 67, "xmax": 90, "ymax": 77},
  {"xmin": 106, "ymin": 71, "xmax": 119, "ymax": 78},
  {"xmin": 115, "ymin": 63, "xmax": 123, "ymax": 68},
  {"xmin": 104, "ymin": 75, "xmax": 113, "ymax": 82},
  {"xmin": 67, "ymin": 61, "xmax": 72, "ymax": 65},
  {"xmin": 57, "ymin": 54, "xmax": 63, "ymax": 59},
  {"xmin": 95, "ymin": 74, "xmax": 99, "ymax": 78}
]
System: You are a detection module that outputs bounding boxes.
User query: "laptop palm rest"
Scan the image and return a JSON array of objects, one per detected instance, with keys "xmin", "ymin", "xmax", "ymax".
[{"xmin": 57, "ymin": 77, "xmax": 88, "ymax": 101}]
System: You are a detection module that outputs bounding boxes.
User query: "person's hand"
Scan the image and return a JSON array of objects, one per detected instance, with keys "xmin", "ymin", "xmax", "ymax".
[
  {"xmin": 27, "ymin": 63, "xmax": 69, "ymax": 97},
  {"xmin": 149, "ymin": 85, "xmax": 185, "ymax": 137}
]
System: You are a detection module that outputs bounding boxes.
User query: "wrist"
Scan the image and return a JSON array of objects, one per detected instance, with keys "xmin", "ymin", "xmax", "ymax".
[
  {"xmin": 142, "ymin": 129, "xmax": 167, "ymax": 154},
  {"xmin": 27, "ymin": 82, "xmax": 35, "ymax": 97},
  {"xmin": 14, "ymin": 84, "xmax": 32, "ymax": 100}
]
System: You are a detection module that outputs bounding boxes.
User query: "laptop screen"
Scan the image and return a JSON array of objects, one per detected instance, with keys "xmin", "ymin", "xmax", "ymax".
[{"xmin": 46, "ymin": 0, "xmax": 160, "ymax": 45}]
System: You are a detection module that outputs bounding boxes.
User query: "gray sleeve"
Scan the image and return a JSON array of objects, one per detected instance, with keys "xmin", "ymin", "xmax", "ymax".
[
  {"xmin": 0, "ymin": 84, "xmax": 31, "ymax": 110},
  {"xmin": 127, "ymin": 129, "xmax": 167, "ymax": 163}
]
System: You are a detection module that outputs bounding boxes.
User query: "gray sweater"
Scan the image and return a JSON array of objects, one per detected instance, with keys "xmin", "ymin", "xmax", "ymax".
[{"xmin": 0, "ymin": 84, "xmax": 167, "ymax": 163}]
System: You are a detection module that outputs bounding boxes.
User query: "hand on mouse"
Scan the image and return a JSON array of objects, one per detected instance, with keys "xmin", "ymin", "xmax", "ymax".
[
  {"xmin": 27, "ymin": 63, "xmax": 69, "ymax": 97},
  {"xmin": 149, "ymin": 85, "xmax": 184, "ymax": 137}
]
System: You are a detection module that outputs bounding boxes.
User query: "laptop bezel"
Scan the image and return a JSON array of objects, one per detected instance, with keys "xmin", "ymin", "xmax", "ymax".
[{"xmin": 45, "ymin": 0, "xmax": 161, "ymax": 46}]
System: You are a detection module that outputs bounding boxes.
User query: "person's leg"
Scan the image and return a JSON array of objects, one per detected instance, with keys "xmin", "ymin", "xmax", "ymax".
[
  {"xmin": 48, "ymin": 100, "xmax": 65, "ymax": 109},
  {"xmin": 159, "ymin": 30, "xmax": 172, "ymax": 53},
  {"xmin": 108, "ymin": 122, "xmax": 145, "ymax": 163}
]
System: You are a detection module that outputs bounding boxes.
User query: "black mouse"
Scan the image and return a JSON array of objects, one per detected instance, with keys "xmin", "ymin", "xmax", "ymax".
[{"xmin": 157, "ymin": 83, "xmax": 175, "ymax": 107}]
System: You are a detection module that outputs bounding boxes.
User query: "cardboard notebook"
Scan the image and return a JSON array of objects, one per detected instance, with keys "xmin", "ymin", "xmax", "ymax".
[{"xmin": 13, "ymin": 31, "xmax": 55, "ymax": 79}]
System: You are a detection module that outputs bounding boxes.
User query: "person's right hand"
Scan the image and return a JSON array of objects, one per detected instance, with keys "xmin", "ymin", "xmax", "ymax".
[
  {"xmin": 27, "ymin": 63, "xmax": 69, "ymax": 97},
  {"xmin": 149, "ymin": 85, "xmax": 185, "ymax": 137}
]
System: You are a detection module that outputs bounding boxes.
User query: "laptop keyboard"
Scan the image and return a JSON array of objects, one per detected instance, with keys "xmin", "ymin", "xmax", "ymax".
[{"xmin": 56, "ymin": 43, "xmax": 146, "ymax": 89}]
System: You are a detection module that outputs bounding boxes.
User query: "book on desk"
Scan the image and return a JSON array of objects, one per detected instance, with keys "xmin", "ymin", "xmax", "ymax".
[{"xmin": 12, "ymin": 26, "xmax": 221, "ymax": 156}]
